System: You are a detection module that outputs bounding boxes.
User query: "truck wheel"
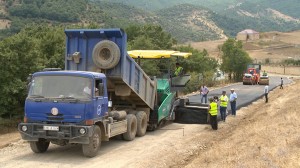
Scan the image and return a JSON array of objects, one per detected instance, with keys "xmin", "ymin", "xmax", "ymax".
[
  {"xmin": 136, "ymin": 111, "xmax": 147, "ymax": 137},
  {"xmin": 92, "ymin": 40, "xmax": 120, "ymax": 69},
  {"xmin": 30, "ymin": 139, "xmax": 50, "ymax": 153},
  {"xmin": 82, "ymin": 125, "xmax": 101, "ymax": 158},
  {"xmin": 123, "ymin": 114, "xmax": 137, "ymax": 141}
]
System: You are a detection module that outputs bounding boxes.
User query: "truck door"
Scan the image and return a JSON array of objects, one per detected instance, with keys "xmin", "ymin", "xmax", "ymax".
[{"xmin": 94, "ymin": 79, "xmax": 108, "ymax": 118}]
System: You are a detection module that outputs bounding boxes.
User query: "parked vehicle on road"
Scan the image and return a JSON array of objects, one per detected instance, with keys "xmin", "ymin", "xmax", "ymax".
[
  {"xmin": 259, "ymin": 75, "xmax": 269, "ymax": 85},
  {"xmin": 243, "ymin": 73, "xmax": 256, "ymax": 85},
  {"xmin": 243, "ymin": 64, "xmax": 261, "ymax": 85}
]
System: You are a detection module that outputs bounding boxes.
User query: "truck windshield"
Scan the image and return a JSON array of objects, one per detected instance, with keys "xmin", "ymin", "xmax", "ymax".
[{"xmin": 28, "ymin": 75, "xmax": 92, "ymax": 100}]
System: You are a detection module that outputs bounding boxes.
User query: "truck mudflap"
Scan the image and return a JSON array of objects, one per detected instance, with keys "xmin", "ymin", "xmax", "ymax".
[{"xmin": 18, "ymin": 123, "xmax": 94, "ymax": 144}]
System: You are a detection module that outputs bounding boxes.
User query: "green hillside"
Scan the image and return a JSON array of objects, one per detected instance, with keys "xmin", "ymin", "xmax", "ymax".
[
  {"xmin": 0, "ymin": 0, "xmax": 156, "ymax": 39},
  {"xmin": 96, "ymin": 0, "xmax": 237, "ymax": 11},
  {"xmin": 97, "ymin": 0, "xmax": 300, "ymax": 18},
  {"xmin": 251, "ymin": 0, "xmax": 299, "ymax": 18},
  {"xmin": 155, "ymin": 4, "xmax": 223, "ymax": 42},
  {"xmin": 90, "ymin": 1, "xmax": 156, "ymax": 28},
  {"xmin": 94, "ymin": 0, "xmax": 300, "ymax": 40},
  {"xmin": 0, "ymin": 0, "xmax": 300, "ymax": 43},
  {"xmin": 219, "ymin": 1, "xmax": 300, "ymax": 33}
]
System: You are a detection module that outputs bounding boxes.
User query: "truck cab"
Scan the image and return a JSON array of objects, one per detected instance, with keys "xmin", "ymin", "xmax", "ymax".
[
  {"xmin": 26, "ymin": 71, "xmax": 108, "ymax": 124},
  {"xmin": 20, "ymin": 70, "xmax": 111, "ymax": 156}
]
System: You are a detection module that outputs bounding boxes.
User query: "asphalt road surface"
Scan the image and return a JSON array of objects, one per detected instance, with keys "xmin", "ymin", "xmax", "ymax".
[{"xmin": 188, "ymin": 76, "xmax": 292, "ymax": 113}]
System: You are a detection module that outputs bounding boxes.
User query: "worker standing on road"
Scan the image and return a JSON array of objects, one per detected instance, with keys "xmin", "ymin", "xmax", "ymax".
[
  {"xmin": 219, "ymin": 91, "xmax": 228, "ymax": 121},
  {"xmin": 280, "ymin": 78, "xmax": 283, "ymax": 89},
  {"xmin": 264, "ymin": 84, "xmax": 269, "ymax": 103},
  {"xmin": 208, "ymin": 97, "xmax": 218, "ymax": 130},
  {"xmin": 229, "ymin": 88, "xmax": 237, "ymax": 116},
  {"xmin": 200, "ymin": 85, "xmax": 209, "ymax": 104}
]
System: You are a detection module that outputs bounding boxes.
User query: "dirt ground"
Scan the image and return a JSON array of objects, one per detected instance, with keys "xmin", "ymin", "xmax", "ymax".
[
  {"xmin": 181, "ymin": 79, "xmax": 300, "ymax": 168},
  {"xmin": 0, "ymin": 79, "xmax": 299, "ymax": 167},
  {"xmin": 189, "ymin": 30, "xmax": 300, "ymax": 63}
]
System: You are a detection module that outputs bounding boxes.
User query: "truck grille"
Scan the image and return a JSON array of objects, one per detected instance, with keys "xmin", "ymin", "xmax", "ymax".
[{"xmin": 46, "ymin": 113, "xmax": 64, "ymax": 121}]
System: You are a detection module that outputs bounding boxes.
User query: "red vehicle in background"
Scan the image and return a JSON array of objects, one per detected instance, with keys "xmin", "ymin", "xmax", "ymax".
[
  {"xmin": 242, "ymin": 73, "xmax": 256, "ymax": 85},
  {"xmin": 243, "ymin": 64, "xmax": 261, "ymax": 85}
]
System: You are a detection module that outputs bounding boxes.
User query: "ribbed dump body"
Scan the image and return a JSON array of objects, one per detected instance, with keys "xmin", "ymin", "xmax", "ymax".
[{"xmin": 64, "ymin": 29, "xmax": 156, "ymax": 109}]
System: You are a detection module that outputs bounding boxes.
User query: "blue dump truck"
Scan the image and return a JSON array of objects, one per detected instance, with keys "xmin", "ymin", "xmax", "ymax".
[{"xmin": 18, "ymin": 29, "xmax": 198, "ymax": 157}]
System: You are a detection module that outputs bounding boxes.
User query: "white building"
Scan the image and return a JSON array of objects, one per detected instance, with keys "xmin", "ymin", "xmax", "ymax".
[{"xmin": 236, "ymin": 29, "xmax": 260, "ymax": 41}]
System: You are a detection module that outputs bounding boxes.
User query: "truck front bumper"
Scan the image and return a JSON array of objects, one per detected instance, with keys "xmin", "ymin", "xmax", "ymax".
[{"xmin": 18, "ymin": 123, "xmax": 94, "ymax": 144}]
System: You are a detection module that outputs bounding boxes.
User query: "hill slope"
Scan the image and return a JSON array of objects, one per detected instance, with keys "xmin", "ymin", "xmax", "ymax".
[
  {"xmin": 155, "ymin": 4, "xmax": 227, "ymax": 42},
  {"xmin": 0, "ymin": 0, "xmax": 300, "ymax": 43},
  {"xmin": 99, "ymin": 0, "xmax": 300, "ymax": 37}
]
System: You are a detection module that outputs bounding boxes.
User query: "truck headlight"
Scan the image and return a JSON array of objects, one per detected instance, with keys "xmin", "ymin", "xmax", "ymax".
[
  {"xmin": 79, "ymin": 128, "xmax": 86, "ymax": 135},
  {"xmin": 21, "ymin": 125, "xmax": 28, "ymax": 132}
]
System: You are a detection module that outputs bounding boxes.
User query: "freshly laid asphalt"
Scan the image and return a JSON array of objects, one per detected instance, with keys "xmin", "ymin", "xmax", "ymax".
[{"xmin": 188, "ymin": 76, "xmax": 292, "ymax": 113}]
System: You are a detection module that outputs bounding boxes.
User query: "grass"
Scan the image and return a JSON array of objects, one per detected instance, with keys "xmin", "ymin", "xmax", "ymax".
[{"xmin": 0, "ymin": 118, "xmax": 20, "ymax": 134}]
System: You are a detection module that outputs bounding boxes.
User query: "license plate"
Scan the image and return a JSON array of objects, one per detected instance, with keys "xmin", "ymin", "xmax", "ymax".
[{"xmin": 43, "ymin": 126, "xmax": 59, "ymax": 131}]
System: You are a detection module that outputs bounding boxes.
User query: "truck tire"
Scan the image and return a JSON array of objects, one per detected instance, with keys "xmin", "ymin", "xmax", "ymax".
[
  {"xmin": 82, "ymin": 125, "xmax": 101, "ymax": 158},
  {"xmin": 30, "ymin": 139, "xmax": 50, "ymax": 153},
  {"xmin": 92, "ymin": 40, "xmax": 121, "ymax": 69},
  {"xmin": 122, "ymin": 114, "xmax": 137, "ymax": 141},
  {"xmin": 136, "ymin": 111, "xmax": 147, "ymax": 137}
]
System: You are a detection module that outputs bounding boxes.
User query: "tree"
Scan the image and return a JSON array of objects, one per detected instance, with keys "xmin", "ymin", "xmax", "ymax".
[
  {"xmin": 220, "ymin": 38, "xmax": 252, "ymax": 81},
  {"xmin": 126, "ymin": 24, "xmax": 176, "ymax": 50},
  {"xmin": 0, "ymin": 25, "xmax": 65, "ymax": 118},
  {"xmin": 173, "ymin": 45, "xmax": 218, "ymax": 91},
  {"xmin": 125, "ymin": 24, "xmax": 177, "ymax": 75}
]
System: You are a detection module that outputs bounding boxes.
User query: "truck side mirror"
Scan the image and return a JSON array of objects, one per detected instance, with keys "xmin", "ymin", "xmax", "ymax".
[{"xmin": 27, "ymin": 74, "xmax": 32, "ymax": 84}]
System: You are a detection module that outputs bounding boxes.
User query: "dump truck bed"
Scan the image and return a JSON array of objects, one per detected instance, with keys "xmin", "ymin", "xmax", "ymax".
[{"xmin": 65, "ymin": 29, "xmax": 156, "ymax": 109}]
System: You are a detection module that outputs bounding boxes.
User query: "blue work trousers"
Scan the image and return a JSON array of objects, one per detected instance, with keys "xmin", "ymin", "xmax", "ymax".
[
  {"xmin": 201, "ymin": 94, "xmax": 208, "ymax": 104},
  {"xmin": 230, "ymin": 101, "xmax": 236, "ymax": 116},
  {"xmin": 220, "ymin": 106, "xmax": 227, "ymax": 121}
]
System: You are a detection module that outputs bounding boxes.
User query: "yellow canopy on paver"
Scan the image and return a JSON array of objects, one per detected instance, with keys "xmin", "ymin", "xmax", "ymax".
[{"xmin": 128, "ymin": 50, "xmax": 192, "ymax": 59}]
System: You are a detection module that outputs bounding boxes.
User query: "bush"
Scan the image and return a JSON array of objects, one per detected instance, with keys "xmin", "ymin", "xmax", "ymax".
[
  {"xmin": 283, "ymin": 59, "xmax": 300, "ymax": 66},
  {"xmin": 0, "ymin": 118, "xmax": 20, "ymax": 134}
]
